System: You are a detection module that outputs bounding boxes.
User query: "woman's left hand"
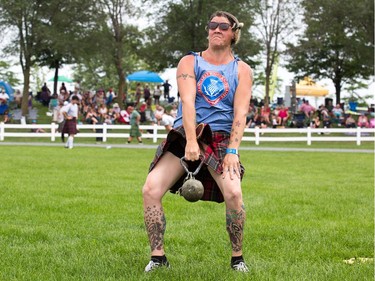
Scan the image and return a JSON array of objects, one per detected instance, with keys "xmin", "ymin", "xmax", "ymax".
[{"xmin": 222, "ymin": 153, "xmax": 241, "ymax": 180}]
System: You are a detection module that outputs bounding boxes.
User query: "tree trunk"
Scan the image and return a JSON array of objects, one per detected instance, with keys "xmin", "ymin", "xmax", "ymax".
[
  {"xmin": 21, "ymin": 67, "xmax": 31, "ymax": 117},
  {"xmin": 53, "ymin": 66, "xmax": 59, "ymax": 95}
]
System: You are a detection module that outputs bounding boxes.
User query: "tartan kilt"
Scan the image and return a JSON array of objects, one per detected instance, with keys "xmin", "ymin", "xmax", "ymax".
[
  {"xmin": 149, "ymin": 124, "xmax": 245, "ymax": 203},
  {"xmin": 129, "ymin": 124, "xmax": 142, "ymax": 137},
  {"xmin": 62, "ymin": 118, "xmax": 78, "ymax": 135}
]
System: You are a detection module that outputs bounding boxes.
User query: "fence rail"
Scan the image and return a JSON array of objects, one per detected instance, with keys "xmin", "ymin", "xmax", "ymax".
[{"xmin": 0, "ymin": 122, "xmax": 374, "ymax": 146}]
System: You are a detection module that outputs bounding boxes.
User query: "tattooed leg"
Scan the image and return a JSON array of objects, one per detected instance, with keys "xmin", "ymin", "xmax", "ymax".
[
  {"xmin": 144, "ymin": 205, "xmax": 166, "ymax": 254},
  {"xmin": 226, "ymin": 205, "xmax": 246, "ymax": 255}
]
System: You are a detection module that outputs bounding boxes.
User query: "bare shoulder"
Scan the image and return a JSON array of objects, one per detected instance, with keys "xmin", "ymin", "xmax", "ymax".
[
  {"xmin": 177, "ymin": 53, "xmax": 195, "ymax": 68},
  {"xmin": 238, "ymin": 60, "xmax": 253, "ymax": 82}
]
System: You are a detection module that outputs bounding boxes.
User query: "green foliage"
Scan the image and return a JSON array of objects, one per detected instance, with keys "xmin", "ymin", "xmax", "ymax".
[
  {"xmin": 140, "ymin": 0, "xmax": 261, "ymax": 70},
  {"xmin": 0, "ymin": 60, "xmax": 21, "ymax": 86},
  {"xmin": 0, "ymin": 146, "xmax": 373, "ymax": 280},
  {"xmin": 285, "ymin": 0, "xmax": 374, "ymax": 103}
]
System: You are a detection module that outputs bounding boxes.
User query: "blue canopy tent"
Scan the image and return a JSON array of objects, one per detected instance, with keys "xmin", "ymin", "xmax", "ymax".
[
  {"xmin": 0, "ymin": 81, "xmax": 14, "ymax": 102},
  {"xmin": 127, "ymin": 71, "xmax": 164, "ymax": 83}
]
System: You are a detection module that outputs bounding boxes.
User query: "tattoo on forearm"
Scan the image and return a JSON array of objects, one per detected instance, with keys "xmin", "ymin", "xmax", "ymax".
[
  {"xmin": 177, "ymin": 73, "xmax": 195, "ymax": 80},
  {"xmin": 226, "ymin": 205, "xmax": 246, "ymax": 253},
  {"xmin": 144, "ymin": 205, "xmax": 166, "ymax": 251},
  {"xmin": 235, "ymin": 120, "xmax": 241, "ymax": 127}
]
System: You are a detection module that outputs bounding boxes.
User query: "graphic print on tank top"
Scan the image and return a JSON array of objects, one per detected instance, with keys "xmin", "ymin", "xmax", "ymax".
[{"xmin": 197, "ymin": 71, "xmax": 229, "ymax": 106}]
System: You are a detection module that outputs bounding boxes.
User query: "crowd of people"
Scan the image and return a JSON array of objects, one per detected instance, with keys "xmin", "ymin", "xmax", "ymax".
[{"xmin": 246, "ymin": 99, "xmax": 375, "ymax": 130}]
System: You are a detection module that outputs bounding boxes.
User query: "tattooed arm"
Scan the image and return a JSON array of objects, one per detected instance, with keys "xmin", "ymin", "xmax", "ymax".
[
  {"xmin": 176, "ymin": 55, "xmax": 200, "ymax": 161},
  {"xmin": 223, "ymin": 61, "xmax": 253, "ymax": 179}
]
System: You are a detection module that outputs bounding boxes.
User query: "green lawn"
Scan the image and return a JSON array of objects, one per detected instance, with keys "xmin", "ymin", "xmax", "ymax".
[{"xmin": 0, "ymin": 146, "xmax": 373, "ymax": 280}]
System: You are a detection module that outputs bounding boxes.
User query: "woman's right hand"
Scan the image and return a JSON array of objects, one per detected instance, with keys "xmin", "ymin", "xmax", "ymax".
[{"xmin": 184, "ymin": 140, "xmax": 200, "ymax": 161}]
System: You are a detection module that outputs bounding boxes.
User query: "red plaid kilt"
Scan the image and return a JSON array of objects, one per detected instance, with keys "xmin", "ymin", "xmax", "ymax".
[
  {"xmin": 62, "ymin": 118, "xmax": 78, "ymax": 135},
  {"xmin": 149, "ymin": 124, "xmax": 245, "ymax": 203}
]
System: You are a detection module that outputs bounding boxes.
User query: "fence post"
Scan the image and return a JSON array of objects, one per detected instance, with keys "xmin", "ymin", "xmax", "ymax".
[
  {"xmin": 103, "ymin": 123, "xmax": 107, "ymax": 143},
  {"xmin": 153, "ymin": 124, "xmax": 158, "ymax": 143},
  {"xmin": 356, "ymin": 127, "xmax": 361, "ymax": 146},
  {"xmin": 255, "ymin": 126, "xmax": 260, "ymax": 145},
  {"xmin": 307, "ymin": 127, "xmax": 312, "ymax": 145},
  {"xmin": 51, "ymin": 122, "xmax": 56, "ymax": 142},
  {"xmin": 0, "ymin": 122, "xmax": 4, "ymax": 141}
]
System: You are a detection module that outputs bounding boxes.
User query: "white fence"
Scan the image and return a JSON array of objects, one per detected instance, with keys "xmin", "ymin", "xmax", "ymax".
[{"xmin": 0, "ymin": 122, "xmax": 374, "ymax": 146}]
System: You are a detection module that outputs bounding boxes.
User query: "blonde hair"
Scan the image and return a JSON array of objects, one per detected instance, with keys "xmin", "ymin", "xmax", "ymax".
[{"xmin": 208, "ymin": 11, "xmax": 244, "ymax": 45}]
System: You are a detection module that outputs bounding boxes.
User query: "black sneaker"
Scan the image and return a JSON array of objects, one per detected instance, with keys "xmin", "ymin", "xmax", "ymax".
[
  {"xmin": 231, "ymin": 260, "xmax": 249, "ymax": 272},
  {"xmin": 144, "ymin": 259, "xmax": 170, "ymax": 272}
]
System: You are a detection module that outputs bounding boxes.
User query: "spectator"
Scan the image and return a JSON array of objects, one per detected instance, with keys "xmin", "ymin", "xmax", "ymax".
[
  {"xmin": 260, "ymin": 104, "xmax": 271, "ymax": 124},
  {"xmin": 135, "ymin": 83, "xmax": 142, "ymax": 106},
  {"xmin": 299, "ymin": 100, "xmax": 315, "ymax": 120},
  {"xmin": 246, "ymin": 103, "xmax": 257, "ymax": 128},
  {"xmin": 332, "ymin": 104, "xmax": 345, "ymax": 126},
  {"xmin": 155, "ymin": 112, "xmax": 175, "ymax": 132},
  {"xmin": 49, "ymin": 94, "xmax": 59, "ymax": 122},
  {"xmin": 98, "ymin": 103, "xmax": 108, "ymax": 120},
  {"xmin": 31, "ymin": 120, "xmax": 46, "ymax": 133},
  {"xmin": 169, "ymin": 103, "xmax": 178, "ymax": 119},
  {"xmin": 85, "ymin": 106, "xmax": 99, "ymax": 126},
  {"xmin": 0, "ymin": 89, "xmax": 9, "ymax": 104},
  {"xmin": 277, "ymin": 105, "xmax": 289, "ymax": 126},
  {"xmin": 357, "ymin": 113, "xmax": 369, "ymax": 128},
  {"xmin": 13, "ymin": 89, "xmax": 22, "ymax": 108},
  {"xmin": 321, "ymin": 106, "xmax": 331, "ymax": 128},
  {"xmin": 127, "ymin": 106, "xmax": 142, "ymax": 144},
  {"xmin": 106, "ymin": 88, "xmax": 116, "ymax": 106},
  {"xmin": 153, "ymin": 85, "xmax": 162, "ymax": 105},
  {"xmin": 143, "ymin": 84, "xmax": 151, "ymax": 106},
  {"xmin": 345, "ymin": 114, "xmax": 356, "ymax": 128},
  {"xmin": 59, "ymin": 82, "xmax": 67, "ymax": 93},
  {"xmin": 311, "ymin": 116, "xmax": 321, "ymax": 128},
  {"xmin": 162, "ymin": 80, "xmax": 172, "ymax": 100},
  {"xmin": 116, "ymin": 106, "xmax": 131, "ymax": 124},
  {"xmin": 40, "ymin": 83, "xmax": 51, "ymax": 106}
]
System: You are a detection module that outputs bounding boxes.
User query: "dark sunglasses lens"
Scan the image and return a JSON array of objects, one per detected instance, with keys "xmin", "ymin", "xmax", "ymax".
[
  {"xmin": 208, "ymin": 22, "xmax": 230, "ymax": 31},
  {"xmin": 219, "ymin": 23, "xmax": 230, "ymax": 30}
]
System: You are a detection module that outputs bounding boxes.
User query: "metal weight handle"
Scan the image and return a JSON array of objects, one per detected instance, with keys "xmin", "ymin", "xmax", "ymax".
[{"xmin": 180, "ymin": 155, "xmax": 205, "ymax": 177}]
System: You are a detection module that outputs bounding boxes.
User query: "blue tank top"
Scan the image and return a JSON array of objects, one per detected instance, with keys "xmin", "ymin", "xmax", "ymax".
[{"xmin": 173, "ymin": 52, "xmax": 239, "ymax": 133}]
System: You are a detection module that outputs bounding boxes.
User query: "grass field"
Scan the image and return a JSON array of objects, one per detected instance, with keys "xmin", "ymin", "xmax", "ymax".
[{"xmin": 0, "ymin": 145, "xmax": 373, "ymax": 280}]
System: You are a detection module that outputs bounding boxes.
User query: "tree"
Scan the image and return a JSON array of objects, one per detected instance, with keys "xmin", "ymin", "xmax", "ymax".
[
  {"xmin": 285, "ymin": 0, "xmax": 374, "ymax": 104},
  {"xmin": 36, "ymin": 0, "xmax": 101, "ymax": 95},
  {"xmin": 0, "ymin": 0, "xmax": 45, "ymax": 116},
  {"xmin": 252, "ymin": 0, "xmax": 299, "ymax": 105},
  {"xmin": 141, "ymin": 0, "xmax": 261, "ymax": 71},
  {"xmin": 0, "ymin": 61, "xmax": 21, "ymax": 86}
]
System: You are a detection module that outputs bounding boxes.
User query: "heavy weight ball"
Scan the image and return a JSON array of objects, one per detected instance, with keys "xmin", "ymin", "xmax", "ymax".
[{"xmin": 180, "ymin": 178, "xmax": 204, "ymax": 202}]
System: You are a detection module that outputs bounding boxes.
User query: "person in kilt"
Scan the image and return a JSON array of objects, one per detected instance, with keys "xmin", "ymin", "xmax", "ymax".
[
  {"xmin": 127, "ymin": 106, "xmax": 142, "ymax": 144},
  {"xmin": 61, "ymin": 95, "xmax": 80, "ymax": 149},
  {"xmin": 142, "ymin": 11, "xmax": 253, "ymax": 273}
]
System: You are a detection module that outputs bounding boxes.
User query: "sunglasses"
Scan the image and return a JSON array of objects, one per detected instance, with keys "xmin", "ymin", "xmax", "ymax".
[{"xmin": 207, "ymin": 21, "xmax": 232, "ymax": 31}]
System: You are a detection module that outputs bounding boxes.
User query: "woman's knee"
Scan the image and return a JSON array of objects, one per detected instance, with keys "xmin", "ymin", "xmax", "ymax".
[{"xmin": 223, "ymin": 186, "xmax": 243, "ymax": 204}]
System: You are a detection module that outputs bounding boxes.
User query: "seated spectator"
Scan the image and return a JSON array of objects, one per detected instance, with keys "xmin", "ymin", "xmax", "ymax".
[
  {"xmin": 369, "ymin": 117, "xmax": 375, "ymax": 128},
  {"xmin": 0, "ymin": 102, "xmax": 9, "ymax": 123},
  {"xmin": 0, "ymin": 89, "xmax": 10, "ymax": 104},
  {"xmin": 345, "ymin": 114, "xmax": 356, "ymax": 128},
  {"xmin": 85, "ymin": 106, "xmax": 99, "ymax": 125},
  {"xmin": 155, "ymin": 112, "xmax": 175, "ymax": 132},
  {"xmin": 169, "ymin": 103, "xmax": 178, "ymax": 119},
  {"xmin": 332, "ymin": 104, "xmax": 345, "ymax": 126},
  {"xmin": 299, "ymin": 100, "xmax": 315, "ymax": 120},
  {"xmin": 277, "ymin": 105, "xmax": 289, "ymax": 126},
  {"xmin": 321, "ymin": 106, "xmax": 331, "ymax": 128},
  {"xmin": 357, "ymin": 113, "xmax": 369, "ymax": 128},
  {"xmin": 106, "ymin": 88, "xmax": 117, "ymax": 106},
  {"xmin": 116, "ymin": 106, "xmax": 131, "ymax": 124},
  {"xmin": 260, "ymin": 104, "xmax": 271, "ymax": 124},
  {"xmin": 246, "ymin": 103, "xmax": 258, "ymax": 128},
  {"xmin": 98, "ymin": 103, "xmax": 108, "ymax": 120},
  {"xmin": 311, "ymin": 116, "xmax": 321, "ymax": 128},
  {"xmin": 31, "ymin": 119, "xmax": 46, "ymax": 133},
  {"xmin": 13, "ymin": 89, "xmax": 22, "ymax": 108}
]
